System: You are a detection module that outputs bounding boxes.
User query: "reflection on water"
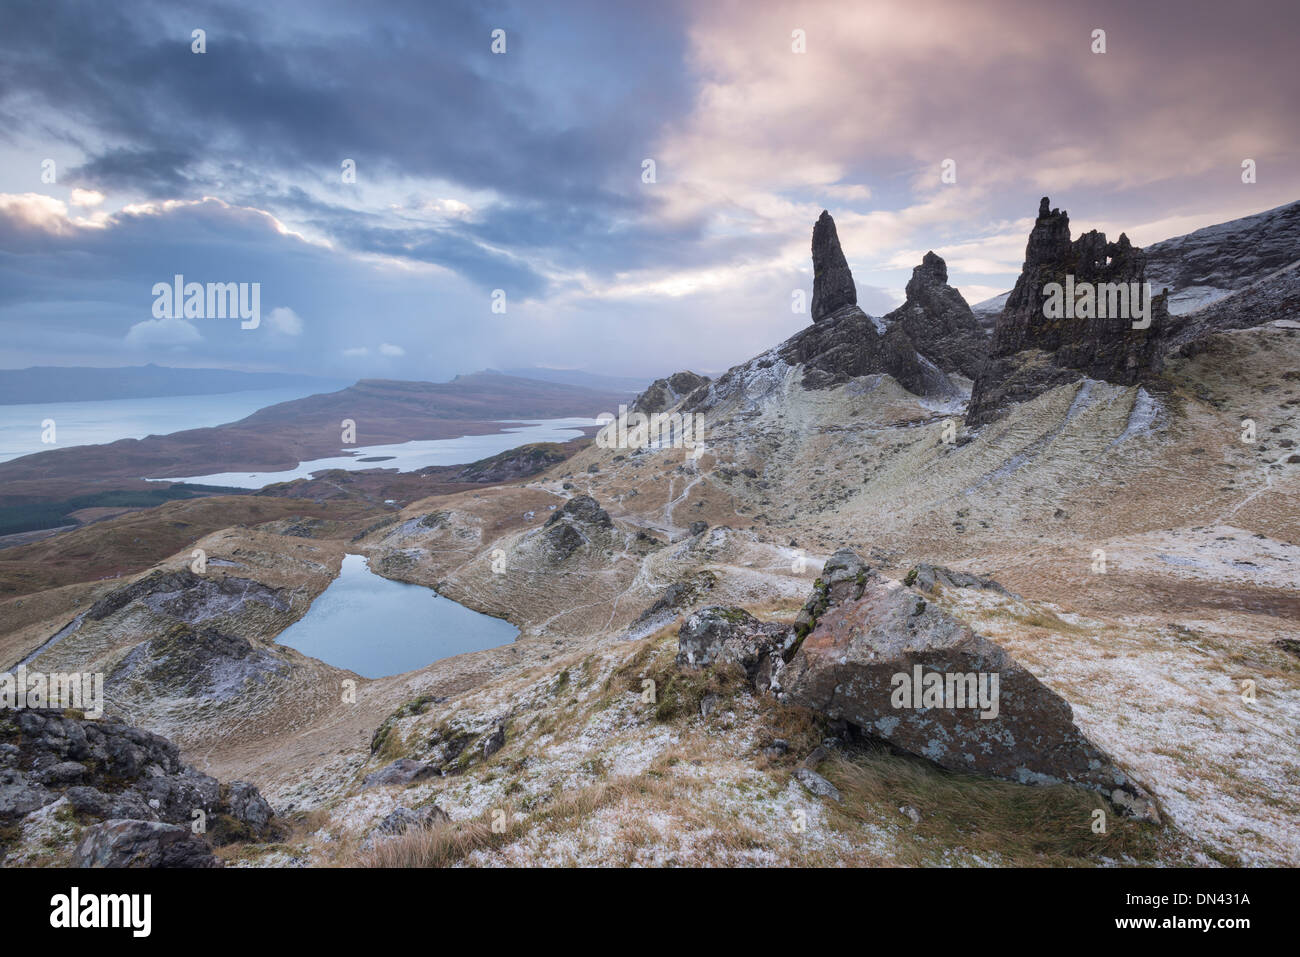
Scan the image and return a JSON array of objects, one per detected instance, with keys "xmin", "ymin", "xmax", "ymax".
[{"xmin": 275, "ymin": 554, "xmax": 517, "ymax": 678}]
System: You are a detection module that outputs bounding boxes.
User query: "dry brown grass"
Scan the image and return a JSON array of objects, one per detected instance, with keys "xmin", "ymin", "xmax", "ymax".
[{"xmin": 819, "ymin": 748, "xmax": 1172, "ymax": 866}]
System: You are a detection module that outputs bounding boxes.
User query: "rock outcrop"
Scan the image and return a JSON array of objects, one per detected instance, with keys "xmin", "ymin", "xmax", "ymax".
[
  {"xmin": 674, "ymin": 550, "xmax": 1159, "ymax": 819},
  {"xmin": 454, "ymin": 443, "xmax": 568, "ymax": 483},
  {"xmin": 73, "ymin": 819, "xmax": 220, "ymax": 868},
  {"xmin": 811, "ymin": 210, "xmax": 857, "ymax": 321},
  {"xmin": 541, "ymin": 494, "xmax": 614, "ymax": 559},
  {"xmin": 883, "ymin": 252, "xmax": 989, "ymax": 379},
  {"xmin": 86, "ymin": 568, "xmax": 289, "ymax": 624},
  {"xmin": 684, "ymin": 213, "xmax": 962, "ymax": 412},
  {"xmin": 776, "ymin": 308, "xmax": 960, "ymax": 397},
  {"xmin": 0, "ymin": 709, "xmax": 278, "ymax": 865},
  {"xmin": 966, "ymin": 197, "xmax": 1169, "ymax": 426},
  {"xmin": 904, "ymin": 562, "xmax": 1014, "ymax": 597},
  {"xmin": 781, "ymin": 551, "xmax": 1158, "ymax": 818},
  {"xmin": 545, "ymin": 494, "xmax": 612, "ymax": 529},
  {"xmin": 108, "ymin": 622, "xmax": 288, "ymax": 702},
  {"xmin": 676, "ymin": 607, "xmax": 795, "ymax": 690},
  {"xmin": 632, "ymin": 371, "xmax": 711, "ymax": 414}
]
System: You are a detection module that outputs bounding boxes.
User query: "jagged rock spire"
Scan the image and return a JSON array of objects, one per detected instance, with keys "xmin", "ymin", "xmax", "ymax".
[
  {"xmin": 905, "ymin": 250, "xmax": 949, "ymax": 299},
  {"xmin": 811, "ymin": 210, "xmax": 857, "ymax": 322},
  {"xmin": 886, "ymin": 250, "xmax": 988, "ymax": 380},
  {"xmin": 967, "ymin": 194, "xmax": 1168, "ymax": 427}
]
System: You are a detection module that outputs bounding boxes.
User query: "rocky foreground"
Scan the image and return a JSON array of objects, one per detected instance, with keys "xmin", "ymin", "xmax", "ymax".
[{"xmin": 1, "ymin": 197, "xmax": 1297, "ymax": 867}]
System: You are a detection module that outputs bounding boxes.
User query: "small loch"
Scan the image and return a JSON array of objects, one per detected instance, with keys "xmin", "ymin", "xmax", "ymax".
[{"xmin": 275, "ymin": 554, "xmax": 517, "ymax": 678}]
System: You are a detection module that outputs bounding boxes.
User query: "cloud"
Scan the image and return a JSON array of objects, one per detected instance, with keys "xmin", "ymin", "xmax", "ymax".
[
  {"xmin": 125, "ymin": 316, "xmax": 201, "ymax": 348},
  {"xmin": 266, "ymin": 306, "xmax": 303, "ymax": 336},
  {"xmin": 69, "ymin": 188, "xmax": 105, "ymax": 207},
  {"xmin": 379, "ymin": 342, "xmax": 405, "ymax": 357},
  {"xmin": 0, "ymin": 0, "xmax": 1295, "ymax": 381}
]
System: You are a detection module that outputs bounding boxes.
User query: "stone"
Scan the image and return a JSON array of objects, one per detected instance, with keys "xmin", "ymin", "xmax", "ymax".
[
  {"xmin": 811, "ymin": 211, "xmax": 857, "ymax": 321},
  {"xmin": 37, "ymin": 761, "xmax": 87, "ymax": 785},
  {"xmin": 906, "ymin": 563, "xmax": 1013, "ymax": 596},
  {"xmin": 793, "ymin": 768, "xmax": 842, "ymax": 802},
  {"xmin": 373, "ymin": 804, "xmax": 450, "ymax": 837},
  {"xmin": 545, "ymin": 494, "xmax": 612, "ymax": 528},
  {"xmin": 542, "ymin": 521, "xmax": 587, "ymax": 559},
  {"xmin": 362, "ymin": 758, "xmax": 438, "ymax": 789},
  {"xmin": 63, "ymin": 786, "xmax": 156, "ymax": 822},
  {"xmin": 224, "ymin": 781, "xmax": 274, "ymax": 832},
  {"xmin": 781, "ymin": 551, "xmax": 1158, "ymax": 819},
  {"xmin": 73, "ymin": 819, "xmax": 221, "ymax": 868},
  {"xmin": 676, "ymin": 607, "xmax": 795, "ymax": 686},
  {"xmin": 481, "ymin": 724, "xmax": 506, "ymax": 758},
  {"xmin": 0, "ymin": 771, "xmax": 56, "ymax": 820}
]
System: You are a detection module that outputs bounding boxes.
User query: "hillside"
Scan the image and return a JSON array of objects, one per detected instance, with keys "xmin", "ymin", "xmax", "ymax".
[
  {"xmin": 3, "ymin": 198, "xmax": 1297, "ymax": 869},
  {"xmin": 0, "ymin": 372, "xmax": 623, "ymax": 510}
]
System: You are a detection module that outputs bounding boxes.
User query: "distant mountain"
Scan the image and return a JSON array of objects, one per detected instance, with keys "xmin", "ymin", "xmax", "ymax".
[
  {"xmin": 0, "ymin": 371, "xmax": 625, "ymax": 507},
  {"xmin": 0, "ymin": 364, "xmax": 346, "ymax": 405},
  {"xmin": 497, "ymin": 366, "xmax": 648, "ymax": 395}
]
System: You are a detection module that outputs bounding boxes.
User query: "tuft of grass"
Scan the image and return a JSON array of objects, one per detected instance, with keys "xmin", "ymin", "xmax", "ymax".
[{"xmin": 820, "ymin": 747, "xmax": 1170, "ymax": 866}]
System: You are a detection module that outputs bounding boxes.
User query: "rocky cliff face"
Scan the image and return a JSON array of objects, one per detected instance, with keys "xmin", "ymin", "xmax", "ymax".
[
  {"xmin": 966, "ymin": 197, "xmax": 1169, "ymax": 427},
  {"xmin": 687, "ymin": 212, "xmax": 961, "ymax": 413},
  {"xmin": 811, "ymin": 210, "xmax": 858, "ymax": 321},
  {"xmin": 672, "ymin": 549, "xmax": 1160, "ymax": 819},
  {"xmin": 884, "ymin": 251, "xmax": 989, "ymax": 380},
  {"xmin": 1, "ymin": 708, "xmax": 277, "ymax": 866},
  {"xmin": 632, "ymin": 371, "xmax": 712, "ymax": 414}
]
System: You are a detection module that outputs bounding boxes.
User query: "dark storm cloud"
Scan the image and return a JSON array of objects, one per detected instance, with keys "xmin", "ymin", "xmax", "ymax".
[
  {"xmin": 0, "ymin": 0, "xmax": 693, "ymax": 231},
  {"xmin": 1, "ymin": 0, "xmax": 1296, "ymax": 381},
  {"xmin": 71, "ymin": 149, "xmax": 197, "ymax": 194}
]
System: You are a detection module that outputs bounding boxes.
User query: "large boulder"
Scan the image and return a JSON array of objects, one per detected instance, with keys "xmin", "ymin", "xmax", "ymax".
[
  {"xmin": 676, "ymin": 607, "xmax": 797, "ymax": 692},
  {"xmin": 73, "ymin": 819, "xmax": 221, "ymax": 868},
  {"xmin": 782, "ymin": 551, "xmax": 1158, "ymax": 819},
  {"xmin": 545, "ymin": 494, "xmax": 612, "ymax": 529},
  {"xmin": 223, "ymin": 781, "xmax": 274, "ymax": 832},
  {"xmin": 905, "ymin": 562, "xmax": 1013, "ymax": 597},
  {"xmin": 362, "ymin": 758, "xmax": 438, "ymax": 789}
]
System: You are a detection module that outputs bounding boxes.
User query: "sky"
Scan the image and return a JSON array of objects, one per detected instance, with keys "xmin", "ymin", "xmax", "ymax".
[{"xmin": 1, "ymin": 0, "xmax": 1297, "ymax": 382}]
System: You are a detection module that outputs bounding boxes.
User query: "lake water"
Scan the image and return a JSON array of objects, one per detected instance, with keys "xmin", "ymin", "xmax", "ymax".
[
  {"xmin": 0, "ymin": 387, "xmax": 343, "ymax": 464},
  {"xmin": 275, "ymin": 553, "xmax": 518, "ymax": 678},
  {"xmin": 150, "ymin": 417, "xmax": 602, "ymax": 488}
]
